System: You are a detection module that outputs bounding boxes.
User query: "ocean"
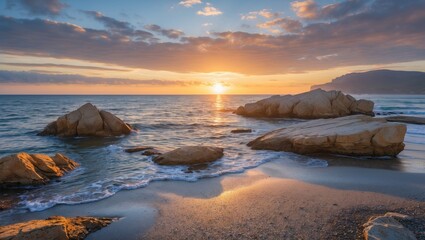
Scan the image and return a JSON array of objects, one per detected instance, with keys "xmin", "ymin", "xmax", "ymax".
[{"xmin": 0, "ymin": 94, "xmax": 424, "ymax": 214}]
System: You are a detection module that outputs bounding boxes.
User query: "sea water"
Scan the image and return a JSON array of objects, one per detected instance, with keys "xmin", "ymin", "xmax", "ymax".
[{"xmin": 0, "ymin": 94, "xmax": 424, "ymax": 213}]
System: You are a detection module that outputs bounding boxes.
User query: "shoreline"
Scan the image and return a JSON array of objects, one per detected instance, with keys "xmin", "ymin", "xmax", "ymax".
[{"xmin": 1, "ymin": 159, "xmax": 424, "ymax": 239}]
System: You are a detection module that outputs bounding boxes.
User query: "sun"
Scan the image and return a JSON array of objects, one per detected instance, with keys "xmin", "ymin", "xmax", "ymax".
[{"xmin": 212, "ymin": 83, "xmax": 225, "ymax": 94}]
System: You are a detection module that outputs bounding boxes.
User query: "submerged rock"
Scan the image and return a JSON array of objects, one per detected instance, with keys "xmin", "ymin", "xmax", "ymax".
[
  {"xmin": 231, "ymin": 128, "xmax": 252, "ymax": 133},
  {"xmin": 125, "ymin": 146, "xmax": 154, "ymax": 153},
  {"xmin": 0, "ymin": 216, "xmax": 114, "ymax": 240},
  {"xmin": 142, "ymin": 149, "xmax": 162, "ymax": 156},
  {"xmin": 363, "ymin": 212, "xmax": 416, "ymax": 240},
  {"xmin": 248, "ymin": 115, "xmax": 406, "ymax": 156},
  {"xmin": 235, "ymin": 89, "xmax": 374, "ymax": 118},
  {"xmin": 0, "ymin": 199, "xmax": 13, "ymax": 211},
  {"xmin": 154, "ymin": 146, "xmax": 224, "ymax": 165},
  {"xmin": 0, "ymin": 152, "xmax": 79, "ymax": 185},
  {"xmin": 38, "ymin": 103, "xmax": 132, "ymax": 137},
  {"xmin": 385, "ymin": 116, "xmax": 425, "ymax": 125}
]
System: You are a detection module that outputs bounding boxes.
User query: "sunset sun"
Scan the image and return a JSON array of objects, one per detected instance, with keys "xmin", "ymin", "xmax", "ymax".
[{"xmin": 212, "ymin": 83, "xmax": 225, "ymax": 94}]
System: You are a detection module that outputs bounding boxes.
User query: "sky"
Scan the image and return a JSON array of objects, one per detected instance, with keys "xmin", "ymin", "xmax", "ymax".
[{"xmin": 0, "ymin": 0, "xmax": 424, "ymax": 94}]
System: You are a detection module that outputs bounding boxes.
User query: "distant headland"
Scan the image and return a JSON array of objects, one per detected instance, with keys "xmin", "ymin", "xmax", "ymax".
[{"xmin": 311, "ymin": 70, "xmax": 425, "ymax": 94}]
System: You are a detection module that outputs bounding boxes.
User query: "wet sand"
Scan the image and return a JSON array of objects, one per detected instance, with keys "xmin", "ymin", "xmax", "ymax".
[{"xmin": 1, "ymin": 159, "xmax": 425, "ymax": 240}]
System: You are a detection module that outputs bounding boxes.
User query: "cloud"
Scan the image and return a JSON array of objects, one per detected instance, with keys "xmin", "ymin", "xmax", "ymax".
[
  {"xmin": 83, "ymin": 11, "xmax": 156, "ymax": 41},
  {"xmin": 84, "ymin": 11, "xmax": 132, "ymax": 34},
  {"xmin": 144, "ymin": 24, "xmax": 185, "ymax": 39},
  {"xmin": 84, "ymin": 11, "xmax": 183, "ymax": 41},
  {"xmin": 257, "ymin": 17, "xmax": 303, "ymax": 33},
  {"xmin": 0, "ymin": 62, "xmax": 131, "ymax": 72},
  {"xmin": 179, "ymin": 0, "xmax": 202, "ymax": 7},
  {"xmin": 291, "ymin": 0, "xmax": 371, "ymax": 20},
  {"xmin": 6, "ymin": 0, "xmax": 67, "ymax": 16},
  {"xmin": 1, "ymin": 0, "xmax": 424, "ymax": 74},
  {"xmin": 315, "ymin": 53, "xmax": 338, "ymax": 60},
  {"xmin": 0, "ymin": 70, "xmax": 201, "ymax": 86},
  {"xmin": 197, "ymin": 3, "xmax": 222, "ymax": 16},
  {"xmin": 241, "ymin": 9, "xmax": 279, "ymax": 20}
]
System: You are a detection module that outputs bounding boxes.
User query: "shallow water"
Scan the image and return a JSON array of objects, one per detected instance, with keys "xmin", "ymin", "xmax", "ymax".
[{"xmin": 0, "ymin": 94, "xmax": 424, "ymax": 213}]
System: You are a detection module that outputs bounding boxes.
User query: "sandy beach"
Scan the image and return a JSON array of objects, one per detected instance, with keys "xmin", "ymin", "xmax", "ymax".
[{"xmin": 2, "ymin": 158, "xmax": 424, "ymax": 240}]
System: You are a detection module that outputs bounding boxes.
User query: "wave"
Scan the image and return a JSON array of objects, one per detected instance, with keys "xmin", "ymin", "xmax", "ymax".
[
  {"xmin": 4, "ymin": 151, "xmax": 328, "ymax": 214},
  {"xmin": 132, "ymin": 122, "xmax": 232, "ymax": 130}
]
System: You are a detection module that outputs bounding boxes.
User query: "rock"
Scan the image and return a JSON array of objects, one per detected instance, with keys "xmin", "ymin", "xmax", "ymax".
[
  {"xmin": 235, "ymin": 89, "xmax": 374, "ymax": 118},
  {"xmin": 231, "ymin": 129, "xmax": 252, "ymax": 134},
  {"xmin": 142, "ymin": 149, "xmax": 161, "ymax": 156},
  {"xmin": 248, "ymin": 115, "xmax": 406, "ymax": 156},
  {"xmin": 0, "ymin": 199, "xmax": 13, "ymax": 211},
  {"xmin": 0, "ymin": 152, "xmax": 79, "ymax": 185},
  {"xmin": 125, "ymin": 146, "xmax": 154, "ymax": 153},
  {"xmin": 363, "ymin": 213, "xmax": 416, "ymax": 240},
  {"xmin": 0, "ymin": 216, "xmax": 114, "ymax": 240},
  {"xmin": 153, "ymin": 146, "xmax": 224, "ymax": 165},
  {"xmin": 38, "ymin": 103, "xmax": 132, "ymax": 137},
  {"xmin": 385, "ymin": 116, "xmax": 425, "ymax": 125}
]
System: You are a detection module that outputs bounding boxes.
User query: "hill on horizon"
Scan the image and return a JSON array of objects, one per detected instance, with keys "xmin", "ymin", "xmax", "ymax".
[{"xmin": 311, "ymin": 70, "xmax": 425, "ymax": 94}]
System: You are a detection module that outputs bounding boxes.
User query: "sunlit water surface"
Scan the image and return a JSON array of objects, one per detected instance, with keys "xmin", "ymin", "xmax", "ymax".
[{"xmin": 0, "ymin": 94, "xmax": 424, "ymax": 214}]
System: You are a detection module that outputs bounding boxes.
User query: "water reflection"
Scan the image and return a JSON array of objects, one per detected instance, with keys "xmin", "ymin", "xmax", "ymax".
[{"xmin": 213, "ymin": 94, "xmax": 224, "ymax": 124}]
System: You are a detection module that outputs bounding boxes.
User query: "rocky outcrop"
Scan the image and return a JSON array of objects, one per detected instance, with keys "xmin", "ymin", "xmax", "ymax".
[
  {"xmin": 38, "ymin": 103, "xmax": 132, "ymax": 137},
  {"xmin": 235, "ymin": 89, "xmax": 374, "ymax": 118},
  {"xmin": 311, "ymin": 69, "xmax": 425, "ymax": 94},
  {"xmin": 0, "ymin": 216, "xmax": 114, "ymax": 240},
  {"xmin": 231, "ymin": 129, "xmax": 252, "ymax": 133},
  {"xmin": 125, "ymin": 146, "xmax": 154, "ymax": 153},
  {"xmin": 154, "ymin": 146, "xmax": 224, "ymax": 165},
  {"xmin": 385, "ymin": 116, "xmax": 425, "ymax": 125},
  {"xmin": 363, "ymin": 212, "xmax": 416, "ymax": 240},
  {"xmin": 0, "ymin": 152, "xmax": 78, "ymax": 185},
  {"xmin": 248, "ymin": 115, "xmax": 406, "ymax": 156}
]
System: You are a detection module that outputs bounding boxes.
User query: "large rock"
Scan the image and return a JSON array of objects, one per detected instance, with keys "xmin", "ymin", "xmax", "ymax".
[
  {"xmin": 0, "ymin": 216, "xmax": 114, "ymax": 240},
  {"xmin": 248, "ymin": 115, "xmax": 406, "ymax": 156},
  {"xmin": 153, "ymin": 146, "xmax": 224, "ymax": 165},
  {"xmin": 363, "ymin": 212, "xmax": 416, "ymax": 240},
  {"xmin": 38, "ymin": 103, "xmax": 132, "ymax": 137},
  {"xmin": 0, "ymin": 152, "xmax": 79, "ymax": 185},
  {"xmin": 235, "ymin": 89, "xmax": 374, "ymax": 118}
]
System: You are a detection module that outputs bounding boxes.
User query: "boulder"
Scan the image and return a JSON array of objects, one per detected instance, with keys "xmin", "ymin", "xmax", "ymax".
[
  {"xmin": 248, "ymin": 115, "xmax": 406, "ymax": 156},
  {"xmin": 231, "ymin": 128, "xmax": 252, "ymax": 133},
  {"xmin": 235, "ymin": 89, "xmax": 374, "ymax": 118},
  {"xmin": 385, "ymin": 116, "xmax": 425, "ymax": 125},
  {"xmin": 153, "ymin": 146, "xmax": 224, "ymax": 165},
  {"xmin": 363, "ymin": 213, "xmax": 416, "ymax": 240},
  {"xmin": 0, "ymin": 216, "xmax": 114, "ymax": 240},
  {"xmin": 0, "ymin": 152, "xmax": 79, "ymax": 185},
  {"xmin": 38, "ymin": 103, "xmax": 132, "ymax": 137}
]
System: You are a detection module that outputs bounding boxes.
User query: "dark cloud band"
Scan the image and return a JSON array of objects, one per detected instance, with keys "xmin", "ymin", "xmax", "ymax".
[{"xmin": 0, "ymin": 70, "xmax": 201, "ymax": 86}]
